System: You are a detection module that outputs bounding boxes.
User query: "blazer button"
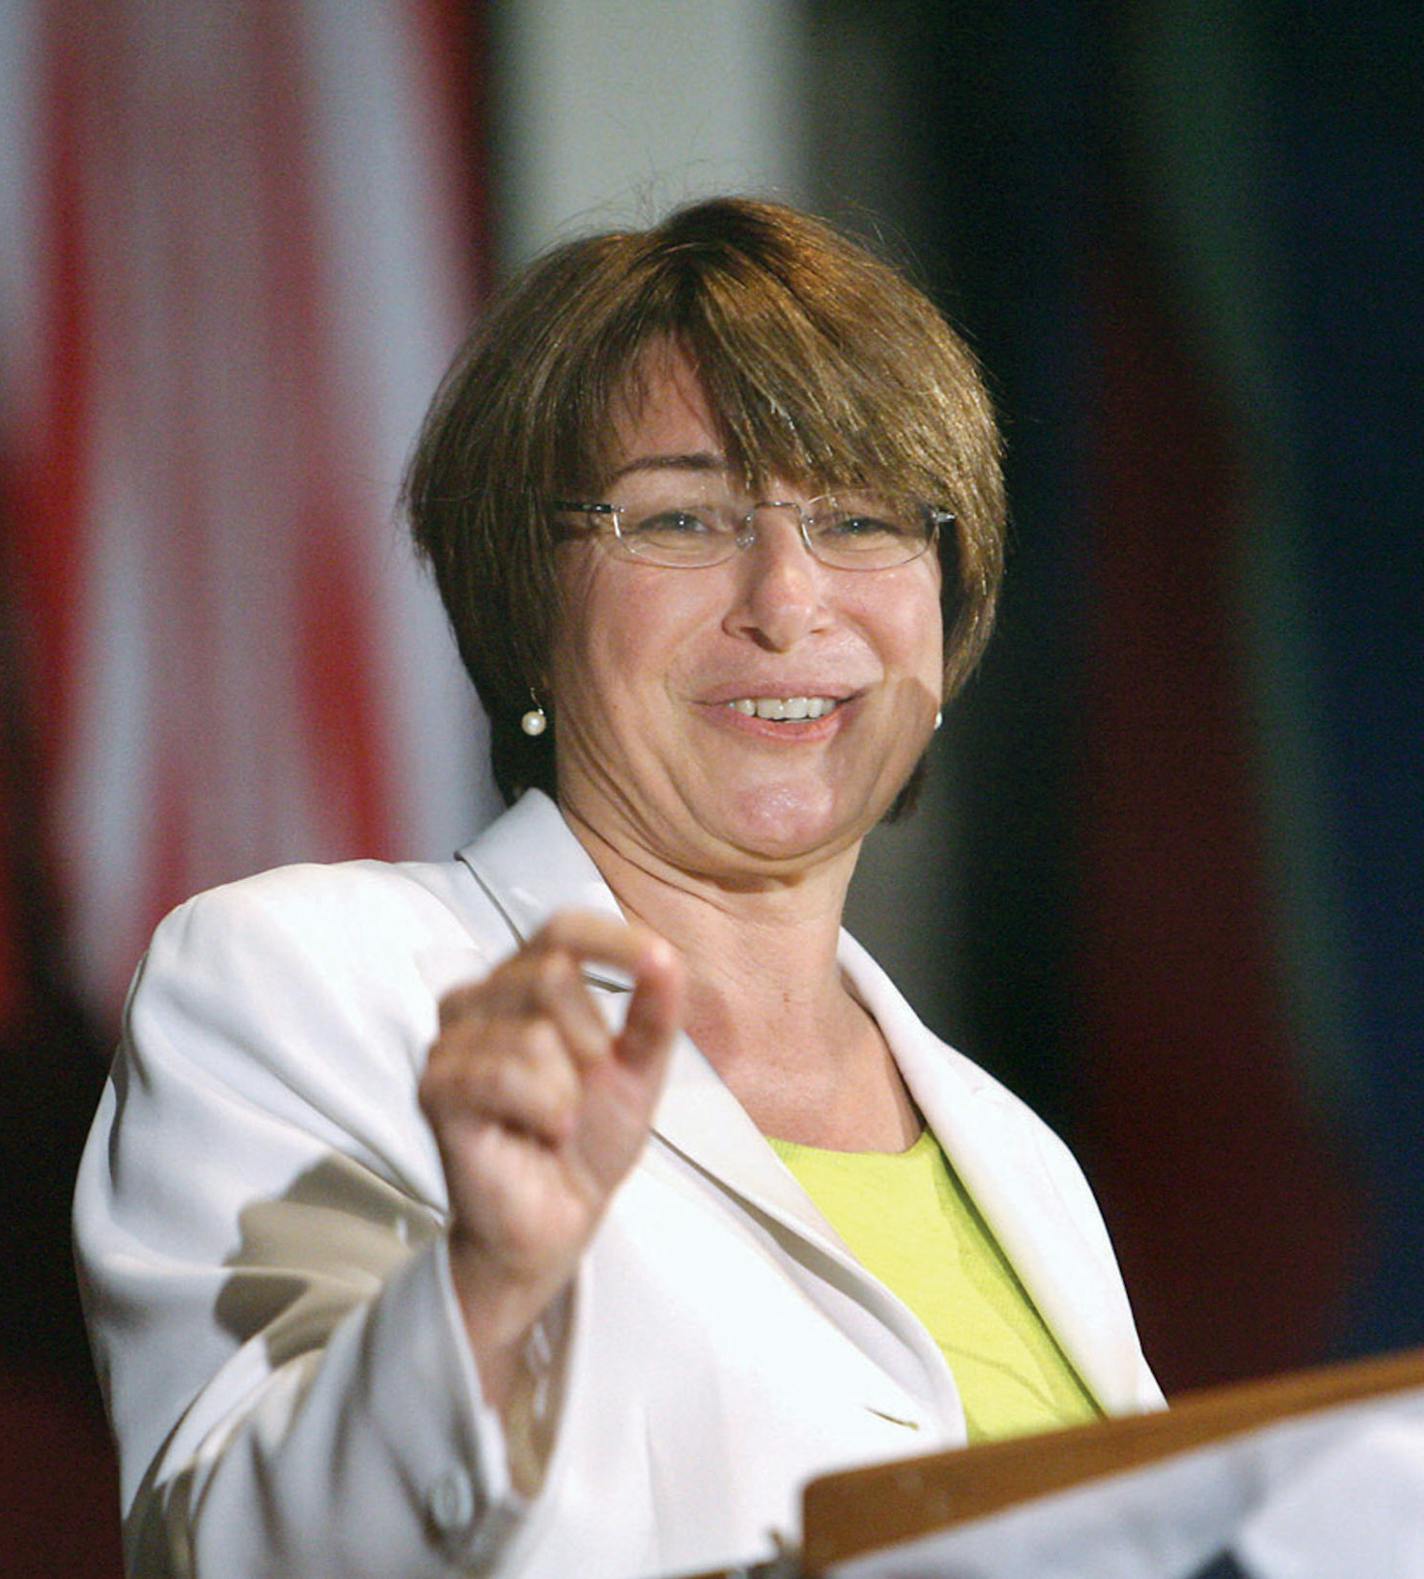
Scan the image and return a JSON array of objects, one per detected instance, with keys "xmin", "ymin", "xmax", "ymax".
[{"xmin": 428, "ymin": 1466, "xmax": 476, "ymax": 1534}]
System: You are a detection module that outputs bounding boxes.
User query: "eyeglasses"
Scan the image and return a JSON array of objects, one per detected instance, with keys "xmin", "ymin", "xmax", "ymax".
[{"xmin": 551, "ymin": 488, "xmax": 952, "ymax": 571}]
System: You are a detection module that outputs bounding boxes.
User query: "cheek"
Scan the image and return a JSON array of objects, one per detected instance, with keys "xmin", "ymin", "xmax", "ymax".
[
  {"xmin": 549, "ymin": 564, "xmax": 683, "ymax": 721},
  {"xmin": 908, "ymin": 573, "xmax": 945, "ymax": 681},
  {"xmin": 580, "ymin": 604, "xmax": 667, "ymax": 700},
  {"xmin": 590, "ymin": 570, "xmax": 717, "ymax": 673},
  {"xmin": 854, "ymin": 580, "xmax": 943, "ymax": 680}
]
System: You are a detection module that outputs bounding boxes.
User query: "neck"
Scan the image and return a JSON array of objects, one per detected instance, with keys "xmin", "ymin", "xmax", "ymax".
[
  {"xmin": 561, "ymin": 800, "xmax": 920, "ymax": 1149},
  {"xmin": 560, "ymin": 801, "xmax": 859, "ymax": 1062}
]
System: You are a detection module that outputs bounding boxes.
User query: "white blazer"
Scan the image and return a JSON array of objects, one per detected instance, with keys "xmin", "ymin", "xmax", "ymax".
[{"xmin": 75, "ymin": 791, "xmax": 1161, "ymax": 1579}]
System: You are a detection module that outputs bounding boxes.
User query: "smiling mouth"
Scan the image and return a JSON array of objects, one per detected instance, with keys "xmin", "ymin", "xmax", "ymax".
[{"xmin": 724, "ymin": 696, "xmax": 842, "ymax": 721}]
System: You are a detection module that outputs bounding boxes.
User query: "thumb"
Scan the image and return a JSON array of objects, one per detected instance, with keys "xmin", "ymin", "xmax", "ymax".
[{"xmin": 615, "ymin": 938, "xmax": 684, "ymax": 1070}]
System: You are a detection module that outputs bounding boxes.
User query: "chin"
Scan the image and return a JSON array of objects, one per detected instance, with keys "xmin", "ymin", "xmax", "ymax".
[{"xmin": 718, "ymin": 783, "xmax": 853, "ymax": 862}]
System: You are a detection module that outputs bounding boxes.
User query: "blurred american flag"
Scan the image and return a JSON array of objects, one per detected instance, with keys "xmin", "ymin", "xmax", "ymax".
[{"xmin": 0, "ymin": 0, "xmax": 497, "ymax": 1033}]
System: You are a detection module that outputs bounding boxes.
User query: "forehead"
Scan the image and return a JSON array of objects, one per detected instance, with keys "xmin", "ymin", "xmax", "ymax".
[
  {"xmin": 609, "ymin": 344, "xmax": 727, "ymax": 472},
  {"xmin": 603, "ymin": 340, "xmax": 823, "ymax": 501}
]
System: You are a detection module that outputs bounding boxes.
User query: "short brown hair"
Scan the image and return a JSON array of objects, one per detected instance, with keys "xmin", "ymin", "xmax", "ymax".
[{"xmin": 404, "ymin": 197, "xmax": 1005, "ymax": 807}]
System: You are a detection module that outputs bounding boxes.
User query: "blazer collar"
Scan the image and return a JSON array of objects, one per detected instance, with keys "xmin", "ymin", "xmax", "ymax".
[
  {"xmin": 457, "ymin": 790, "xmax": 624, "ymax": 938},
  {"xmin": 458, "ymin": 792, "xmax": 1145, "ymax": 1415}
]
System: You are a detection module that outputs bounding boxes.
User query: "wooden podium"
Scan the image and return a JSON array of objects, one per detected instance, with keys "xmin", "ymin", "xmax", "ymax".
[{"xmin": 680, "ymin": 1346, "xmax": 1424, "ymax": 1578}]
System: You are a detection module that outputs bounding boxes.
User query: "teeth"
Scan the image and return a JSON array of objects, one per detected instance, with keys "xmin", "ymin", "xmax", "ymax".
[{"xmin": 726, "ymin": 696, "xmax": 839, "ymax": 720}]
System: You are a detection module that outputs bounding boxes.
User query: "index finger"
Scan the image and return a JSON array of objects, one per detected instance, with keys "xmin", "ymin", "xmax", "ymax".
[{"xmin": 532, "ymin": 909, "xmax": 675, "ymax": 985}]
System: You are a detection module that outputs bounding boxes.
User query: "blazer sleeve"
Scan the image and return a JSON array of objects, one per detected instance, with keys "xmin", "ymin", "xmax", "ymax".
[{"xmin": 73, "ymin": 866, "xmax": 531, "ymax": 1578}]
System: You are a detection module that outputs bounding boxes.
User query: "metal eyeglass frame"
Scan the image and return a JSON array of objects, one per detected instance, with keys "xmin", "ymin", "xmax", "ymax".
[{"xmin": 549, "ymin": 495, "xmax": 954, "ymax": 570}]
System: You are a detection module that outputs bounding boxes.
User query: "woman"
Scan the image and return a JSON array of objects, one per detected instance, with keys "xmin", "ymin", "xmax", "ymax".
[{"xmin": 75, "ymin": 198, "xmax": 1160, "ymax": 1579}]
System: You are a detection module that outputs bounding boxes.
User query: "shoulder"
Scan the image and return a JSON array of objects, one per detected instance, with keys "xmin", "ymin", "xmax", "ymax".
[
  {"xmin": 121, "ymin": 793, "xmax": 579, "ymax": 1133},
  {"xmin": 136, "ymin": 785, "xmax": 588, "ymax": 1016},
  {"xmin": 141, "ymin": 854, "xmax": 510, "ymax": 1010},
  {"xmin": 150, "ymin": 853, "xmax": 488, "ymax": 951},
  {"xmin": 118, "ymin": 856, "xmax": 514, "ymax": 1161}
]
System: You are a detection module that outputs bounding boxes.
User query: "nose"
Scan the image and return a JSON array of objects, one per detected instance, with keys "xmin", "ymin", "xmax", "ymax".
[{"xmin": 724, "ymin": 506, "xmax": 829, "ymax": 651}]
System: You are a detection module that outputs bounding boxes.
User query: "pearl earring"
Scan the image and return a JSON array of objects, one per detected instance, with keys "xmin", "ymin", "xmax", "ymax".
[
  {"xmin": 934, "ymin": 709, "xmax": 943, "ymax": 731},
  {"xmin": 520, "ymin": 694, "xmax": 548, "ymax": 737}
]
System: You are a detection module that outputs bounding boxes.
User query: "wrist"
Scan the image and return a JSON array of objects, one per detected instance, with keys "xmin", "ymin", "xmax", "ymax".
[{"xmin": 446, "ymin": 1232, "xmax": 567, "ymax": 1414}]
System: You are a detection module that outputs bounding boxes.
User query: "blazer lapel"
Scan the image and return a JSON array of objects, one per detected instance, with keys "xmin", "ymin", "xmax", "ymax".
[
  {"xmin": 650, "ymin": 1035, "xmax": 851, "ymax": 1249},
  {"xmin": 839, "ymin": 933, "xmax": 1150, "ymax": 1415}
]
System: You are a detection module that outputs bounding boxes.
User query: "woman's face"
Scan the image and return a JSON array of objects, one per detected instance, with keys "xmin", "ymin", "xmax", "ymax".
[{"xmin": 549, "ymin": 346, "xmax": 944, "ymax": 881}]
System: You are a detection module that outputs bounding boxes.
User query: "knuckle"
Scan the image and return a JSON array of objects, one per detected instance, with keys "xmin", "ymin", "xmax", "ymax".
[
  {"xmin": 474, "ymin": 1055, "xmax": 521, "ymax": 1109},
  {"xmin": 420, "ymin": 988, "xmax": 589, "ymax": 1129},
  {"xmin": 436, "ymin": 969, "xmax": 509, "ymax": 1030},
  {"xmin": 529, "ymin": 950, "xmax": 578, "ymax": 999}
]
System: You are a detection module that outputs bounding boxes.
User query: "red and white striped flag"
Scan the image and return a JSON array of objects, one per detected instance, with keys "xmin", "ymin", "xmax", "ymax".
[{"xmin": 1, "ymin": 0, "xmax": 498, "ymax": 1028}]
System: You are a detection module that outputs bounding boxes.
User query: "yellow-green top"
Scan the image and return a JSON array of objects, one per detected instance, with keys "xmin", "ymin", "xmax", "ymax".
[{"xmin": 770, "ymin": 1127, "xmax": 1100, "ymax": 1444}]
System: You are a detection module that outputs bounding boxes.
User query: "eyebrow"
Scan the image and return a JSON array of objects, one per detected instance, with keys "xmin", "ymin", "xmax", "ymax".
[{"xmin": 606, "ymin": 450, "xmax": 731, "ymax": 485}]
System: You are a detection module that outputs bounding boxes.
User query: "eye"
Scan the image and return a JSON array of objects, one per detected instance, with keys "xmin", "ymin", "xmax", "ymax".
[
  {"xmin": 830, "ymin": 513, "xmax": 901, "ymax": 537},
  {"xmin": 813, "ymin": 501, "xmax": 914, "ymax": 542},
  {"xmin": 628, "ymin": 508, "xmax": 718, "ymax": 538},
  {"xmin": 617, "ymin": 504, "xmax": 738, "ymax": 564},
  {"xmin": 805, "ymin": 493, "xmax": 936, "ymax": 568}
]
